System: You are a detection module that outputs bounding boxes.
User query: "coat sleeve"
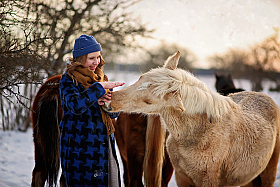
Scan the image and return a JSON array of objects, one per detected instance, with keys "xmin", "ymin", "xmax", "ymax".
[
  {"xmin": 60, "ymin": 74, "xmax": 106, "ymax": 115},
  {"xmin": 107, "ymin": 111, "xmax": 120, "ymax": 119}
]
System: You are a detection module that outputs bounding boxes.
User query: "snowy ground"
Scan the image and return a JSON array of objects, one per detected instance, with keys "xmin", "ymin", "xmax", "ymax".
[{"xmin": 1, "ymin": 73, "xmax": 280, "ymax": 187}]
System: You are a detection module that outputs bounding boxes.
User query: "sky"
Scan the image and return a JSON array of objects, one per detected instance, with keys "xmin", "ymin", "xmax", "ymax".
[{"xmin": 128, "ymin": 0, "xmax": 280, "ymax": 68}]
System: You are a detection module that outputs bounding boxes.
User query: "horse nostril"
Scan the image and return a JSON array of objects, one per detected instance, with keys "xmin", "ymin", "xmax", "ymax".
[{"xmin": 102, "ymin": 101, "xmax": 113, "ymax": 112}]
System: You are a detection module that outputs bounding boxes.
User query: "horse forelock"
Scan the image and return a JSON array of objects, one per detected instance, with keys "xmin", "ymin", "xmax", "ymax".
[
  {"xmin": 147, "ymin": 68, "xmax": 235, "ymax": 119},
  {"xmin": 147, "ymin": 68, "xmax": 183, "ymax": 98}
]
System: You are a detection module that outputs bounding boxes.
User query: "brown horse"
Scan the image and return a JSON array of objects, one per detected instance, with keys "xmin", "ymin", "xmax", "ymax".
[
  {"xmin": 31, "ymin": 75, "xmax": 65, "ymax": 187},
  {"xmin": 103, "ymin": 51, "xmax": 280, "ymax": 187},
  {"xmin": 31, "ymin": 75, "xmax": 173, "ymax": 187},
  {"xmin": 115, "ymin": 113, "xmax": 173, "ymax": 187}
]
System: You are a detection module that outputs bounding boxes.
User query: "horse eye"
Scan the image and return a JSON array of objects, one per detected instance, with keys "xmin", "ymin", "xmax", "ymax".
[{"xmin": 144, "ymin": 99, "xmax": 152, "ymax": 105}]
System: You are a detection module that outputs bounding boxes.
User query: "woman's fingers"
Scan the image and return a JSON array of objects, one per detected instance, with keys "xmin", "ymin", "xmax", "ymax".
[
  {"xmin": 97, "ymin": 82, "xmax": 125, "ymax": 105},
  {"xmin": 104, "ymin": 93, "xmax": 111, "ymax": 100},
  {"xmin": 99, "ymin": 81, "xmax": 125, "ymax": 89},
  {"xmin": 114, "ymin": 82, "xmax": 125, "ymax": 87},
  {"xmin": 98, "ymin": 93, "xmax": 112, "ymax": 105}
]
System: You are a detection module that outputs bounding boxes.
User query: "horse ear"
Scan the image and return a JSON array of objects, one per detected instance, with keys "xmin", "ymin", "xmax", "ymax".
[
  {"xmin": 214, "ymin": 73, "xmax": 219, "ymax": 79},
  {"xmin": 163, "ymin": 51, "xmax": 181, "ymax": 70}
]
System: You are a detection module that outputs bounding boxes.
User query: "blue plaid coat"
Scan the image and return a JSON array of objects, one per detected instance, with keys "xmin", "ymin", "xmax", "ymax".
[{"xmin": 59, "ymin": 73, "xmax": 120, "ymax": 187}]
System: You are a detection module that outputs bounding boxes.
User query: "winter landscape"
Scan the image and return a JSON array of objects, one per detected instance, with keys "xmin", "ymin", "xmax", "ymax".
[{"xmin": 1, "ymin": 71, "xmax": 280, "ymax": 187}]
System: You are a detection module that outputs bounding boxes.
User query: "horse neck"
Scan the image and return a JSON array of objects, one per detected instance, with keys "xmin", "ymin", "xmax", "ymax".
[
  {"xmin": 160, "ymin": 108, "xmax": 212, "ymax": 142},
  {"xmin": 221, "ymin": 83, "xmax": 236, "ymax": 92},
  {"xmin": 159, "ymin": 87, "xmax": 236, "ymax": 140},
  {"xmin": 181, "ymin": 86, "xmax": 234, "ymax": 120}
]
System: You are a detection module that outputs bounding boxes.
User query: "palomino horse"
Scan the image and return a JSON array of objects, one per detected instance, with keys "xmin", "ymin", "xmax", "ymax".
[
  {"xmin": 215, "ymin": 73, "xmax": 245, "ymax": 96},
  {"xmin": 31, "ymin": 75, "xmax": 173, "ymax": 187},
  {"xmin": 103, "ymin": 51, "xmax": 280, "ymax": 187}
]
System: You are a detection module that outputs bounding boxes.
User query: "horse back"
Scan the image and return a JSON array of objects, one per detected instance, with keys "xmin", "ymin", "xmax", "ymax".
[{"xmin": 229, "ymin": 91, "xmax": 280, "ymax": 127}]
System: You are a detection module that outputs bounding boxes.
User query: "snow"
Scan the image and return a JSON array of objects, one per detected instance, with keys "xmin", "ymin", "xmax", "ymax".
[
  {"xmin": 0, "ymin": 129, "xmax": 34, "ymax": 187},
  {"xmin": 1, "ymin": 73, "xmax": 280, "ymax": 186}
]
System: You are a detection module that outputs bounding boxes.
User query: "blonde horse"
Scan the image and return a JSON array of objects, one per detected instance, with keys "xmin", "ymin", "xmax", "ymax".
[{"xmin": 103, "ymin": 51, "xmax": 280, "ymax": 187}]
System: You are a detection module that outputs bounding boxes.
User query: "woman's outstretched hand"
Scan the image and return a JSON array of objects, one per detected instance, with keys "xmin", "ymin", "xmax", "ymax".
[
  {"xmin": 97, "ymin": 81, "xmax": 125, "ymax": 105},
  {"xmin": 99, "ymin": 81, "xmax": 125, "ymax": 89}
]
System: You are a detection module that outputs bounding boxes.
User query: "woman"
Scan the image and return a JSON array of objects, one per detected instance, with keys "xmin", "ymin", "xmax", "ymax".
[{"xmin": 59, "ymin": 34, "xmax": 124, "ymax": 186}]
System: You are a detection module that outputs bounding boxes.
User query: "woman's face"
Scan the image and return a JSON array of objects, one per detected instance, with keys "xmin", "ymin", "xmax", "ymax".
[{"xmin": 83, "ymin": 51, "xmax": 101, "ymax": 71}]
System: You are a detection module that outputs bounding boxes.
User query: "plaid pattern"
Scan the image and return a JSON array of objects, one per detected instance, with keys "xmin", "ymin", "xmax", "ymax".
[{"xmin": 60, "ymin": 73, "xmax": 119, "ymax": 186}]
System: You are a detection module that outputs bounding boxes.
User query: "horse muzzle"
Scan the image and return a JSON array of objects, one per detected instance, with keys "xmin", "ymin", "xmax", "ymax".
[{"xmin": 102, "ymin": 101, "xmax": 113, "ymax": 112}]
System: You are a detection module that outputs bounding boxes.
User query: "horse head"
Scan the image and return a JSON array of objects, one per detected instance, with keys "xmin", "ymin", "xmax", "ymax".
[
  {"xmin": 103, "ymin": 51, "xmax": 185, "ymax": 114},
  {"xmin": 215, "ymin": 73, "xmax": 236, "ymax": 93}
]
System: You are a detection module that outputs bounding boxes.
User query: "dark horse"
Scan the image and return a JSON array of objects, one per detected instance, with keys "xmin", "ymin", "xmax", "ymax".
[
  {"xmin": 31, "ymin": 75, "xmax": 65, "ymax": 187},
  {"xmin": 214, "ymin": 73, "xmax": 245, "ymax": 96},
  {"xmin": 31, "ymin": 75, "xmax": 173, "ymax": 187}
]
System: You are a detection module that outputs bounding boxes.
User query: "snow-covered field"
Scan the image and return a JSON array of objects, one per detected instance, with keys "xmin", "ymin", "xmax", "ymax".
[{"xmin": 1, "ymin": 72, "xmax": 280, "ymax": 187}]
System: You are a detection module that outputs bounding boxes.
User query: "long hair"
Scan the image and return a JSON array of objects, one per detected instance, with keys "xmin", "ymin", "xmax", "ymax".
[
  {"xmin": 67, "ymin": 54, "xmax": 105, "ymax": 72},
  {"xmin": 66, "ymin": 54, "xmax": 107, "ymax": 84},
  {"xmin": 143, "ymin": 115, "xmax": 166, "ymax": 187}
]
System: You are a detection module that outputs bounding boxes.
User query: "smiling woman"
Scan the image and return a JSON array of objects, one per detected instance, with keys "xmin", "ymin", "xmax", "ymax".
[
  {"xmin": 57, "ymin": 34, "xmax": 125, "ymax": 187},
  {"xmin": 84, "ymin": 52, "xmax": 101, "ymax": 71}
]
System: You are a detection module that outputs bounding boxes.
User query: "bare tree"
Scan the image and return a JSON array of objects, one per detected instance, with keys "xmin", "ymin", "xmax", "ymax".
[
  {"xmin": 0, "ymin": 0, "xmax": 153, "ymax": 130},
  {"xmin": 247, "ymin": 29, "xmax": 280, "ymax": 91},
  {"xmin": 26, "ymin": 0, "xmax": 153, "ymax": 76},
  {"xmin": 140, "ymin": 42, "xmax": 196, "ymax": 72},
  {"xmin": 209, "ymin": 30, "xmax": 280, "ymax": 92},
  {"xmin": 0, "ymin": 0, "xmax": 47, "ymax": 130}
]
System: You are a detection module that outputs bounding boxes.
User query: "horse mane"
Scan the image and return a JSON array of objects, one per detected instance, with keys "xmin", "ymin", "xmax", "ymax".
[
  {"xmin": 147, "ymin": 68, "xmax": 237, "ymax": 120},
  {"xmin": 143, "ymin": 115, "xmax": 166, "ymax": 187}
]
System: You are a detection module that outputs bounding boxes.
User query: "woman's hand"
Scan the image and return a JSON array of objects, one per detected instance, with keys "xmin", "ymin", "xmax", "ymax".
[
  {"xmin": 98, "ymin": 81, "xmax": 125, "ymax": 105},
  {"xmin": 98, "ymin": 91, "xmax": 112, "ymax": 105},
  {"xmin": 99, "ymin": 81, "xmax": 125, "ymax": 89}
]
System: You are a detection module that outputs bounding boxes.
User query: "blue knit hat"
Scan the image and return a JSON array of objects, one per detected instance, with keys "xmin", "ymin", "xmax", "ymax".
[{"xmin": 72, "ymin": 35, "xmax": 102, "ymax": 58}]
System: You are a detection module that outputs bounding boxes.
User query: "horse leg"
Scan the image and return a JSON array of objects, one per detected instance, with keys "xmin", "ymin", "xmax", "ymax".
[
  {"xmin": 113, "ymin": 113, "xmax": 132, "ymax": 186},
  {"xmin": 259, "ymin": 135, "xmax": 280, "ymax": 186},
  {"xmin": 31, "ymin": 157, "xmax": 47, "ymax": 187},
  {"xmin": 161, "ymin": 148, "xmax": 174, "ymax": 187},
  {"xmin": 121, "ymin": 158, "xmax": 130, "ymax": 186},
  {"xmin": 126, "ymin": 114, "xmax": 146, "ymax": 187},
  {"xmin": 242, "ymin": 135, "xmax": 280, "ymax": 187},
  {"xmin": 31, "ymin": 129, "xmax": 47, "ymax": 187},
  {"xmin": 127, "ymin": 150, "xmax": 144, "ymax": 187},
  {"xmin": 59, "ymin": 172, "xmax": 67, "ymax": 187},
  {"xmin": 241, "ymin": 176, "xmax": 261, "ymax": 187},
  {"xmin": 117, "ymin": 151, "xmax": 130, "ymax": 187},
  {"xmin": 174, "ymin": 170, "xmax": 195, "ymax": 187}
]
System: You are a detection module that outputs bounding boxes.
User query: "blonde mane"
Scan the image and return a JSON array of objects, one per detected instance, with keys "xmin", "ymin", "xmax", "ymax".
[{"xmin": 147, "ymin": 67, "xmax": 237, "ymax": 119}]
